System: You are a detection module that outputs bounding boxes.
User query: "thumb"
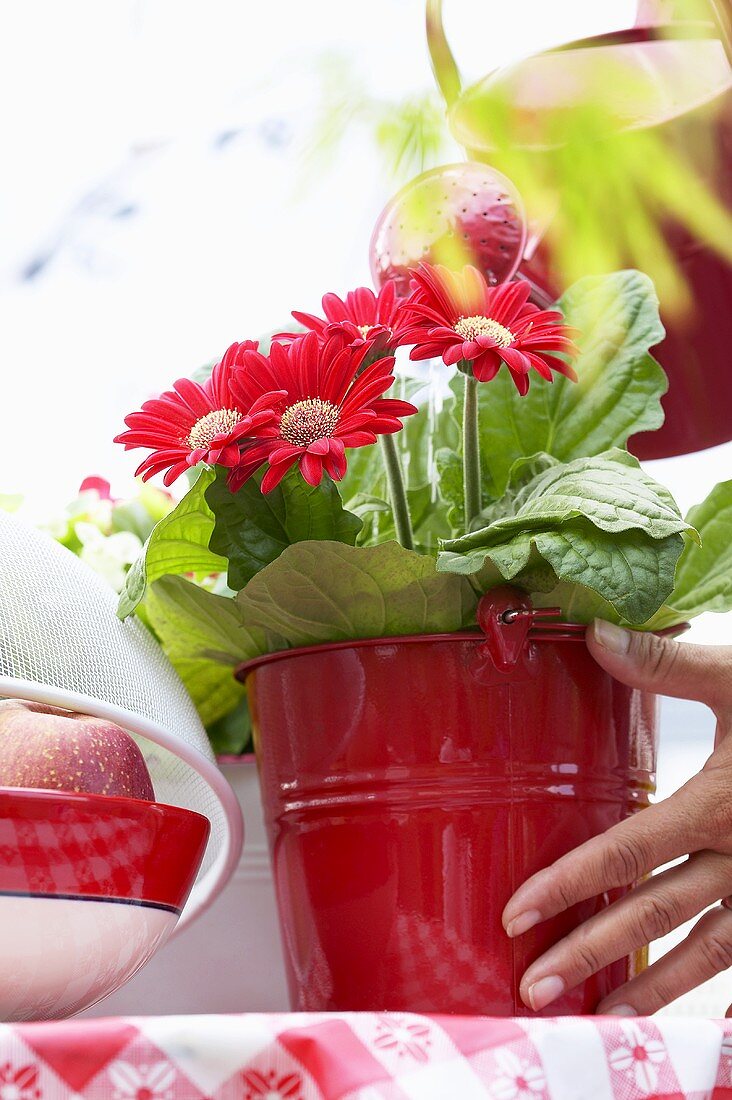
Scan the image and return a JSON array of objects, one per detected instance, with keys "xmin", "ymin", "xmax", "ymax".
[{"xmin": 586, "ymin": 620, "xmax": 732, "ymax": 709}]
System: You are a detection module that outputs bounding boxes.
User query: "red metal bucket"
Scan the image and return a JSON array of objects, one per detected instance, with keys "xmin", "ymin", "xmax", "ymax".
[{"xmin": 238, "ymin": 628, "xmax": 657, "ymax": 1015}]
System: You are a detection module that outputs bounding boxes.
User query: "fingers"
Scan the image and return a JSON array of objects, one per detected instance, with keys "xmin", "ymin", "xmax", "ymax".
[
  {"xmin": 597, "ymin": 904, "xmax": 732, "ymax": 1017},
  {"xmin": 503, "ymin": 777, "xmax": 713, "ymax": 936},
  {"xmin": 586, "ymin": 621, "xmax": 732, "ymax": 711},
  {"xmin": 517, "ymin": 851, "xmax": 732, "ymax": 1011}
]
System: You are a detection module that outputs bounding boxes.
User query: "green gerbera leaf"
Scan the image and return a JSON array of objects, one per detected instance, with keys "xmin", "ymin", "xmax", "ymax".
[
  {"xmin": 144, "ymin": 574, "xmax": 269, "ymax": 730},
  {"xmin": 234, "ymin": 540, "xmax": 479, "ymax": 646},
  {"xmin": 435, "ymin": 447, "xmax": 464, "ymax": 532},
  {"xmin": 646, "ymin": 480, "xmax": 732, "ymax": 629},
  {"xmin": 443, "ymin": 450, "xmax": 692, "ymax": 552},
  {"xmin": 439, "ymin": 523, "xmax": 685, "ymax": 625},
  {"xmin": 206, "ymin": 467, "xmax": 362, "ymax": 590},
  {"xmin": 118, "ymin": 469, "xmax": 226, "ymax": 619}
]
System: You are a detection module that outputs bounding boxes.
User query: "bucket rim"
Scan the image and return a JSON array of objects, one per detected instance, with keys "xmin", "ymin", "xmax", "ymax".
[{"xmin": 234, "ymin": 622, "xmax": 689, "ymax": 681}]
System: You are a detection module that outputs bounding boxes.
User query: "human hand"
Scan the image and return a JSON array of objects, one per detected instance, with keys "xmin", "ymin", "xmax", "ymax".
[{"xmin": 502, "ymin": 620, "xmax": 732, "ymax": 1016}]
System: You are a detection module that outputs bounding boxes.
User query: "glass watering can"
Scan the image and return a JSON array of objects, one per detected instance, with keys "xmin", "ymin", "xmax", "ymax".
[{"xmin": 427, "ymin": 0, "xmax": 732, "ymax": 459}]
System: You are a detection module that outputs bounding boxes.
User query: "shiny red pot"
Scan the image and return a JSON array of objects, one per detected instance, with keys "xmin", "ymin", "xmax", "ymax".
[{"xmin": 238, "ymin": 622, "xmax": 657, "ymax": 1016}]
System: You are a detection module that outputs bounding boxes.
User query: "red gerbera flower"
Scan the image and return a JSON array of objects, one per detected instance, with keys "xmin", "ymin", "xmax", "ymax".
[
  {"xmin": 114, "ymin": 341, "xmax": 282, "ymax": 485},
  {"xmin": 402, "ymin": 263, "xmax": 579, "ymax": 395},
  {"xmin": 227, "ymin": 331, "xmax": 418, "ymax": 493},
  {"xmin": 275, "ymin": 281, "xmax": 409, "ymax": 361}
]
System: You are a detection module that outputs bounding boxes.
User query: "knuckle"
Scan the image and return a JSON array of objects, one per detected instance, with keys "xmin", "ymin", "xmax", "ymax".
[
  {"xmin": 633, "ymin": 892, "xmax": 684, "ymax": 942},
  {"xmin": 698, "ymin": 932, "xmax": 732, "ymax": 975},
  {"xmin": 642, "ymin": 975, "xmax": 681, "ymax": 1014},
  {"xmin": 544, "ymin": 873, "xmax": 577, "ymax": 916},
  {"xmin": 636, "ymin": 633, "xmax": 681, "ymax": 685},
  {"xmin": 684, "ymin": 776, "xmax": 732, "ymax": 846},
  {"xmin": 600, "ymin": 835, "xmax": 646, "ymax": 886},
  {"xmin": 570, "ymin": 935, "xmax": 604, "ymax": 980}
]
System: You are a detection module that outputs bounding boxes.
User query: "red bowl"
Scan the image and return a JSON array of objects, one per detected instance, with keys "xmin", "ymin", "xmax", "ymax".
[{"xmin": 0, "ymin": 787, "xmax": 209, "ymax": 1020}]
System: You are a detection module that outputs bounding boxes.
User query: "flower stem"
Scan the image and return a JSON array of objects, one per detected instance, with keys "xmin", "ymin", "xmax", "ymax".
[
  {"xmin": 463, "ymin": 373, "xmax": 482, "ymax": 527},
  {"xmin": 380, "ymin": 434, "xmax": 415, "ymax": 550}
]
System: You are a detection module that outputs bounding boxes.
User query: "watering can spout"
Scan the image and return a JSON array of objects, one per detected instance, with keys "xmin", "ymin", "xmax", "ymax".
[{"xmin": 425, "ymin": 0, "xmax": 462, "ymax": 106}]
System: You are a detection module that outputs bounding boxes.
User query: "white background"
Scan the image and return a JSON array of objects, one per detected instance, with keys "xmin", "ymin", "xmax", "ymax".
[{"xmin": 1, "ymin": 0, "xmax": 639, "ymax": 507}]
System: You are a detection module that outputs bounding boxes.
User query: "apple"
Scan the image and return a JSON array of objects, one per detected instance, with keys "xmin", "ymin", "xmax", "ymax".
[{"xmin": 0, "ymin": 699, "xmax": 155, "ymax": 801}]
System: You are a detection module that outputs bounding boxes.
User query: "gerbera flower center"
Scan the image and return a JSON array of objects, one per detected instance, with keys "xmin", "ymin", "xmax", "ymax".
[
  {"xmin": 280, "ymin": 397, "xmax": 340, "ymax": 447},
  {"xmin": 186, "ymin": 408, "xmax": 241, "ymax": 450},
  {"xmin": 357, "ymin": 324, "xmax": 373, "ymax": 339},
  {"xmin": 454, "ymin": 315, "xmax": 514, "ymax": 347}
]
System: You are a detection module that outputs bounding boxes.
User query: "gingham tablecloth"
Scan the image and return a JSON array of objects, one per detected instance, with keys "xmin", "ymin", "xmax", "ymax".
[{"xmin": 2, "ymin": 1013, "xmax": 732, "ymax": 1100}]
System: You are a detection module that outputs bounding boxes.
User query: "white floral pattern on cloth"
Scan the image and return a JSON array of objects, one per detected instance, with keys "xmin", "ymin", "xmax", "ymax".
[
  {"xmin": 107, "ymin": 1061, "xmax": 176, "ymax": 1100},
  {"xmin": 4, "ymin": 1014, "xmax": 732, "ymax": 1099},
  {"xmin": 241, "ymin": 1069, "xmax": 303, "ymax": 1100},
  {"xmin": 489, "ymin": 1050, "xmax": 546, "ymax": 1100},
  {"xmin": 608, "ymin": 1022, "xmax": 668, "ymax": 1095},
  {"xmin": 373, "ymin": 1017, "xmax": 432, "ymax": 1063},
  {"xmin": 0, "ymin": 1063, "xmax": 41, "ymax": 1100}
]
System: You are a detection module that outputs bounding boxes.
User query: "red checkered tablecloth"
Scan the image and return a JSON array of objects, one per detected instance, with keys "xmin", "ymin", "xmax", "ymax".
[{"xmin": 1, "ymin": 1013, "xmax": 731, "ymax": 1099}]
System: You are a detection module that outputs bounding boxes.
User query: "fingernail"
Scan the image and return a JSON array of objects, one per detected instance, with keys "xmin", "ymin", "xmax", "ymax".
[
  {"xmin": 602, "ymin": 1003, "xmax": 637, "ymax": 1017},
  {"xmin": 506, "ymin": 910, "xmax": 542, "ymax": 938},
  {"xmin": 593, "ymin": 620, "xmax": 631, "ymax": 655},
  {"xmin": 528, "ymin": 975, "xmax": 565, "ymax": 1011}
]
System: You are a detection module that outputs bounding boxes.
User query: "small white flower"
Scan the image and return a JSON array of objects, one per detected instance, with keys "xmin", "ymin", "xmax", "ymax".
[
  {"xmin": 76, "ymin": 524, "xmax": 142, "ymax": 592},
  {"xmin": 490, "ymin": 1049, "xmax": 546, "ymax": 1100},
  {"xmin": 373, "ymin": 1016, "xmax": 432, "ymax": 1061},
  {"xmin": 108, "ymin": 1060, "xmax": 175, "ymax": 1100},
  {"xmin": 609, "ymin": 1023, "xmax": 666, "ymax": 1094}
]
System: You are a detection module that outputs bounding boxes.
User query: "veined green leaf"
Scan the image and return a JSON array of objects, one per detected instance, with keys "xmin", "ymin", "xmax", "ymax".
[
  {"xmin": 647, "ymin": 480, "xmax": 732, "ymax": 629},
  {"xmin": 435, "ymin": 447, "xmax": 464, "ymax": 532},
  {"xmin": 443, "ymin": 450, "xmax": 692, "ymax": 552},
  {"xmin": 144, "ymin": 575, "xmax": 268, "ymax": 729},
  {"xmin": 206, "ymin": 467, "xmax": 362, "ymax": 590},
  {"xmin": 118, "ymin": 469, "xmax": 226, "ymax": 619},
  {"xmin": 439, "ymin": 523, "xmax": 684, "ymax": 624},
  {"xmin": 235, "ymin": 540, "xmax": 478, "ymax": 646}
]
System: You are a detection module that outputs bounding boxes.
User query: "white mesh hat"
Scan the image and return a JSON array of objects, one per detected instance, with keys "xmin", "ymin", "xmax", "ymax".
[{"xmin": 0, "ymin": 510, "xmax": 243, "ymax": 928}]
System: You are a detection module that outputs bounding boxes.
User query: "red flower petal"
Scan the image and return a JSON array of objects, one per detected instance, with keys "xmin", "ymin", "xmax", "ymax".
[
  {"xmin": 402, "ymin": 262, "xmax": 579, "ymax": 394},
  {"xmin": 261, "ymin": 454, "xmax": 299, "ymax": 492},
  {"xmin": 299, "ymin": 450, "xmax": 325, "ymax": 485}
]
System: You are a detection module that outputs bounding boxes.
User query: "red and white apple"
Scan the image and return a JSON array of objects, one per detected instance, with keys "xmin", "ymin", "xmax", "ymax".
[{"xmin": 0, "ymin": 699, "xmax": 155, "ymax": 801}]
